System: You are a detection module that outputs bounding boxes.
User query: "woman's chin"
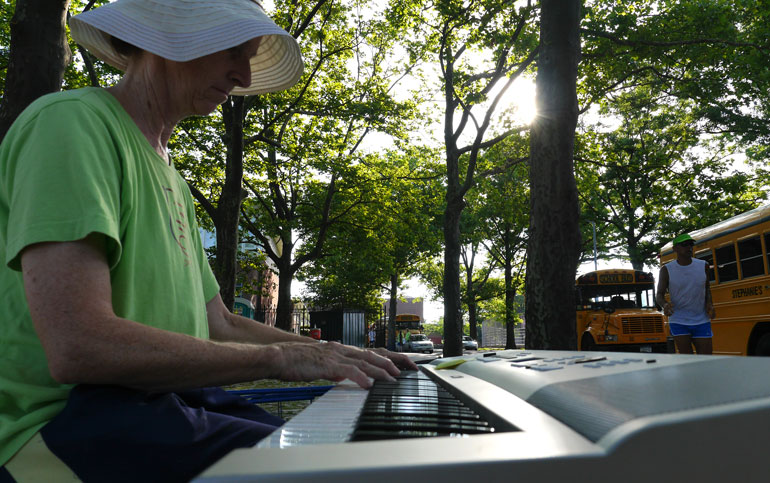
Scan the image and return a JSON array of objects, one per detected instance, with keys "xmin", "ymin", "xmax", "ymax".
[{"xmin": 192, "ymin": 100, "xmax": 224, "ymax": 117}]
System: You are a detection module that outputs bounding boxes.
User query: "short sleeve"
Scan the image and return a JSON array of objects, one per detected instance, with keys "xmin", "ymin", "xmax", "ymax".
[{"xmin": 2, "ymin": 97, "xmax": 123, "ymax": 271}]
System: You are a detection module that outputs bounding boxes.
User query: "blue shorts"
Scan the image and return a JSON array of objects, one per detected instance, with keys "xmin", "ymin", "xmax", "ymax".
[
  {"xmin": 36, "ymin": 385, "xmax": 283, "ymax": 482},
  {"xmin": 669, "ymin": 321, "xmax": 713, "ymax": 338}
]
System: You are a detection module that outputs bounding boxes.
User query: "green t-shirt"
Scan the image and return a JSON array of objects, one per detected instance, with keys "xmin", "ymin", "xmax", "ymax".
[{"xmin": 0, "ymin": 88, "xmax": 220, "ymax": 464}]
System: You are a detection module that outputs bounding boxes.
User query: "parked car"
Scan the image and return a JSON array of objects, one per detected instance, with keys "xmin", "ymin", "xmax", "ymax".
[
  {"xmin": 407, "ymin": 334, "xmax": 434, "ymax": 353},
  {"xmin": 462, "ymin": 335, "xmax": 478, "ymax": 351}
]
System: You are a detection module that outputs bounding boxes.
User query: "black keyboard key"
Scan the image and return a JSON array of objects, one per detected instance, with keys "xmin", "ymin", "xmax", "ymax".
[{"xmin": 351, "ymin": 370, "xmax": 499, "ymax": 441}]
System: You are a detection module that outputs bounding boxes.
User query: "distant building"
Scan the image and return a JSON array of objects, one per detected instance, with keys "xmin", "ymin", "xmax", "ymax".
[
  {"xmin": 383, "ymin": 296, "xmax": 424, "ymax": 319},
  {"xmin": 200, "ymin": 229, "xmax": 279, "ymax": 323},
  {"xmin": 239, "ymin": 268, "xmax": 278, "ymax": 325}
]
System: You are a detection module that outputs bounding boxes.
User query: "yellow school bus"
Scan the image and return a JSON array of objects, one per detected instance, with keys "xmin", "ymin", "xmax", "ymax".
[
  {"xmin": 394, "ymin": 313, "xmax": 422, "ymax": 333},
  {"xmin": 659, "ymin": 203, "xmax": 770, "ymax": 356},
  {"xmin": 394, "ymin": 313, "xmax": 422, "ymax": 344},
  {"xmin": 576, "ymin": 269, "xmax": 669, "ymax": 353}
]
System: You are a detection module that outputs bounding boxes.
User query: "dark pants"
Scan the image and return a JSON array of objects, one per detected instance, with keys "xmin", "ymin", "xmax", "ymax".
[{"xmin": 38, "ymin": 385, "xmax": 283, "ymax": 482}]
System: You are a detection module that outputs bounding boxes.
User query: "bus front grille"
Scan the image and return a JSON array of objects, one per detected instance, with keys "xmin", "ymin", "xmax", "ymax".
[{"xmin": 621, "ymin": 316, "xmax": 664, "ymax": 334}]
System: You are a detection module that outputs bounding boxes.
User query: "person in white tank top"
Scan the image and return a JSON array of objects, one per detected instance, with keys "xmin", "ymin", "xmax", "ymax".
[{"xmin": 656, "ymin": 234, "xmax": 716, "ymax": 354}]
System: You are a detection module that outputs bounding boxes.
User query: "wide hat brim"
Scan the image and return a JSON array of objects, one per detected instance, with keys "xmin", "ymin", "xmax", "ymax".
[{"xmin": 69, "ymin": 0, "xmax": 304, "ymax": 95}]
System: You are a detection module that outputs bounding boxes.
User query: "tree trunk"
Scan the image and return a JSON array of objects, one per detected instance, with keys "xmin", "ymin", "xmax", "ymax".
[
  {"xmin": 442, "ymin": 183, "xmax": 464, "ymax": 357},
  {"xmin": 468, "ymin": 299, "xmax": 477, "ymax": 341},
  {"xmin": 275, "ymin": 263, "xmax": 295, "ymax": 331},
  {"xmin": 525, "ymin": 0, "xmax": 582, "ymax": 350},
  {"xmin": 215, "ymin": 97, "xmax": 246, "ymax": 311},
  {"xmin": 628, "ymin": 240, "xmax": 644, "ymax": 271},
  {"xmin": 465, "ymin": 256, "xmax": 478, "ymax": 341},
  {"xmin": 504, "ymin": 228, "xmax": 518, "ymax": 349},
  {"xmin": 387, "ymin": 274, "xmax": 398, "ymax": 351},
  {"xmin": 0, "ymin": 0, "xmax": 71, "ymax": 142},
  {"xmin": 274, "ymin": 225, "xmax": 295, "ymax": 331}
]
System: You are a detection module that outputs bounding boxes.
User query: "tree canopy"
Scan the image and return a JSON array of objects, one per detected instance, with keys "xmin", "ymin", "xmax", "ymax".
[{"xmin": 1, "ymin": 0, "xmax": 768, "ymax": 350}]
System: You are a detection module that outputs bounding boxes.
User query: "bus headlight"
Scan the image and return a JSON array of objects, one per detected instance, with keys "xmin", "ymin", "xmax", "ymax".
[{"xmin": 605, "ymin": 335, "xmax": 618, "ymax": 342}]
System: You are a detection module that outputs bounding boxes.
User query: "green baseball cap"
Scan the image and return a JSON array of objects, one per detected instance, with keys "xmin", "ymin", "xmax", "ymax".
[{"xmin": 672, "ymin": 233, "xmax": 695, "ymax": 246}]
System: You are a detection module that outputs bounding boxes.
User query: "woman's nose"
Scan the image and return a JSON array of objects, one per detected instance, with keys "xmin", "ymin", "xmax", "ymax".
[{"xmin": 231, "ymin": 56, "xmax": 252, "ymax": 88}]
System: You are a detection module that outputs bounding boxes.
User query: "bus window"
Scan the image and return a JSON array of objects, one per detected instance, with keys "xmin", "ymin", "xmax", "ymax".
[
  {"xmin": 738, "ymin": 236, "xmax": 765, "ymax": 279},
  {"xmin": 695, "ymin": 250, "xmax": 715, "ymax": 283},
  {"xmin": 394, "ymin": 314, "xmax": 422, "ymax": 333},
  {"xmin": 765, "ymin": 233, "xmax": 770, "ymax": 272},
  {"xmin": 715, "ymin": 244, "xmax": 738, "ymax": 283}
]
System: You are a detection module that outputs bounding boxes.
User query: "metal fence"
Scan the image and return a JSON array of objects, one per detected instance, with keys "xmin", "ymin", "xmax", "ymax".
[
  {"xmin": 253, "ymin": 307, "xmax": 311, "ymax": 331},
  {"xmin": 252, "ymin": 306, "xmax": 385, "ymax": 348}
]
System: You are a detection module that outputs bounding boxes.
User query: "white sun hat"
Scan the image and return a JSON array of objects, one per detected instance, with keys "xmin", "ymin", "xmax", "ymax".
[{"xmin": 69, "ymin": 0, "xmax": 304, "ymax": 95}]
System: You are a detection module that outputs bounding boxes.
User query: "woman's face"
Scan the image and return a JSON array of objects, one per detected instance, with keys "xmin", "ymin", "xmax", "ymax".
[{"xmin": 165, "ymin": 37, "xmax": 261, "ymax": 116}]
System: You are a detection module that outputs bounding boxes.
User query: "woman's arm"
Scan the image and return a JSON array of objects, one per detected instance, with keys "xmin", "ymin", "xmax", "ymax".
[
  {"xmin": 206, "ymin": 294, "xmax": 318, "ymax": 345},
  {"xmin": 21, "ymin": 234, "xmax": 408, "ymax": 392},
  {"xmin": 206, "ymin": 293, "xmax": 418, "ymax": 369}
]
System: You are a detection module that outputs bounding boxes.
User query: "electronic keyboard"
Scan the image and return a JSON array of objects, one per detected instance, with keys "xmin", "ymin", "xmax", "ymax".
[{"xmin": 198, "ymin": 350, "xmax": 770, "ymax": 482}]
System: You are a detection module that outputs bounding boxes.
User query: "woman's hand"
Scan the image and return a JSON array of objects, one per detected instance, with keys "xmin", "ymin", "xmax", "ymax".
[{"xmin": 268, "ymin": 342, "xmax": 418, "ymax": 389}]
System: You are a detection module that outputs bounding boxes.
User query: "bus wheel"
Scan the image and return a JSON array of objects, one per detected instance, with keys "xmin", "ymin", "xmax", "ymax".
[
  {"xmin": 755, "ymin": 333, "xmax": 770, "ymax": 356},
  {"xmin": 581, "ymin": 334, "xmax": 597, "ymax": 351}
]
